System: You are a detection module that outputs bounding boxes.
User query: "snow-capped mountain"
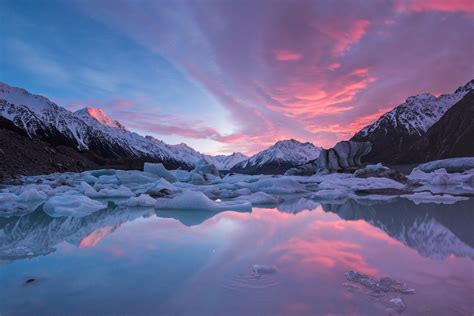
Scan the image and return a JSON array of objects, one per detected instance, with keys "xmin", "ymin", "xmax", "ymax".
[
  {"xmin": 401, "ymin": 91, "xmax": 474, "ymax": 163},
  {"xmin": 204, "ymin": 152, "xmax": 248, "ymax": 171},
  {"xmin": 231, "ymin": 139, "xmax": 322, "ymax": 175},
  {"xmin": 351, "ymin": 79, "xmax": 474, "ymax": 163},
  {"xmin": 0, "ymin": 82, "xmax": 247, "ymax": 171}
]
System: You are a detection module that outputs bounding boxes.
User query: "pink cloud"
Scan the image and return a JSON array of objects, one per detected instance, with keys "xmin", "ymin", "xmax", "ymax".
[
  {"xmin": 274, "ymin": 49, "xmax": 302, "ymax": 61},
  {"xmin": 395, "ymin": 0, "xmax": 474, "ymax": 14},
  {"xmin": 76, "ymin": 1, "xmax": 473, "ymax": 153}
]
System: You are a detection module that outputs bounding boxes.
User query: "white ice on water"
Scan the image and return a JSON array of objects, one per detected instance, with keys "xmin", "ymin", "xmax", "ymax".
[{"xmin": 0, "ymin": 159, "xmax": 473, "ymax": 217}]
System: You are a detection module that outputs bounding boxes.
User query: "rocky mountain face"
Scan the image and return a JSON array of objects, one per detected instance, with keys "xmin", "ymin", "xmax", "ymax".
[
  {"xmin": 351, "ymin": 80, "xmax": 474, "ymax": 164},
  {"xmin": 400, "ymin": 91, "xmax": 474, "ymax": 163},
  {"xmin": 0, "ymin": 82, "xmax": 247, "ymax": 176},
  {"xmin": 231, "ymin": 139, "xmax": 322, "ymax": 175}
]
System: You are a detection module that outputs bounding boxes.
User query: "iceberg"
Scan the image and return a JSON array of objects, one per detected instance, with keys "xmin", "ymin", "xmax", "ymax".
[
  {"xmin": 126, "ymin": 194, "xmax": 156, "ymax": 207},
  {"xmin": 155, "ymin": 190, "xmax": 251, "ymax": 211},
  {"xmin": 143, "ymin": 163, "xmax": 178, "ymax": 183},
  {"xmin": 42, "ymin": 195, "xmax": 106, "ymax": 217},
  {"xmin": 416, "ymin": 157, "xmax": 474, "ymax": 173}
]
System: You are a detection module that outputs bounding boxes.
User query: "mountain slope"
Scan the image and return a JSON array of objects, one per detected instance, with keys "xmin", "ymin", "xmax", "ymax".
[
  {"xmin": 0, "ymin": 82, "xmax": 248, "ymax": 174},
  {"xmin": 400, "ymin": 91, "xmax": 474, "ymax": 163},
  {"xmin": 351, "ymin": 79, "xmax": 474, "ymax": 163},
  {"xmin": 231, "ymin": 139, "xmax": 321, "ymax": 175}
]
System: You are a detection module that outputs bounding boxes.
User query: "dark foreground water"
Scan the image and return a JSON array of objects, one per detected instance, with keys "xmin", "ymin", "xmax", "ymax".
[{"xmin": 1, "ymin": 198, "xmax": 473, "ymax": 315}]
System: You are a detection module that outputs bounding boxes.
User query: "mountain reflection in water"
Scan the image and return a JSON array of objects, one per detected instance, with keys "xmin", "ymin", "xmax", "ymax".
[{"xmin": 0, "ymin": 198, "xmax": 473, "ymax": 315}]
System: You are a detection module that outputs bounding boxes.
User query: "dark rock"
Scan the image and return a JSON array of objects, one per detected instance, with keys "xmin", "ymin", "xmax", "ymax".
[{"xmin": 401, "ymin": 91, "xmax": 474, "ymax": 163}]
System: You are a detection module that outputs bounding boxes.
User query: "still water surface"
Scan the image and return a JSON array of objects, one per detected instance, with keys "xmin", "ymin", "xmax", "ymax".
[{"xmin": 1, "ymin": 198, "xmax": 473, "ymax": 315}]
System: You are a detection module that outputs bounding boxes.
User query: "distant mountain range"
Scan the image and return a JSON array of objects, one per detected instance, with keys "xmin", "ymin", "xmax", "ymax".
[
  {"xmin": 1, "ymin": 78, "xmax": 473, "ymax": 178},
  {"xmin": 351, "ymin": 79, "xmax": 474, "ymax": 164},
  {"xmin": 0, "ymin": 82, "xmax": 247, "ymax": 176}
]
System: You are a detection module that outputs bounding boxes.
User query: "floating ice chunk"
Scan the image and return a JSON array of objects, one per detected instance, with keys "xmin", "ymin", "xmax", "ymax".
[
  {"xmin": 83, "ymin": 174, "xmax": 98, "ymax": 184},
  {"xmin": 146, "ymin": 178, "xmax": 180, "ymax": 196},
  {"xmin": 126, "ymin": 194, "xmax": 156, "ymax": 207},
  {"xmin": 0, "ymin": 192, "xmax": 16, "ymax": 203},
  {"xmin": 245, "ymin": 177, "xmax": 307, "ymax": 194},
  {"xmin": 319, "ymin": 176, "xmax": 405, "ymax": 192},
  {"xmin": 80, "ymin": 181, "xmax": 101, "ymax": 198},
  {"xmin": 98, "ymin": 185, "xmax": 135, "ymax": 198},
  {"xmin": 96, "ymin": 175, "xmax": 120, "ymax": 185},
  {"xmin": 91, "ymin": 169, "xmax": 116, "ymax": 177},
  {"xmin": 235, "ymin": 192, "xmax": 281, "ymax": 205},
  {"xmin": 16, "ymin": 188, "xmax": 47, "ymax": 202},
  {"xmin": 312, "ymin": 189, "xmax": 348, "ymax": 200},
  {"xmin": 155, "ymin": 190, "xmax": 251, "ymax": 211},
  {"xmin": 366, "ymin": 163, "xmax": 384, "ymax": 171},
  {"xmin": 192, "ymin": 159, "xmax": 220, "ymax": 177},
  {"xmin": 252, "ymin": 264, "xmax": 277, "ymax": 275},
  {"xmin": 189, "ymin": 172, "xmax": 206, "ymax": 185},
  {"xmin": 170, "ymin": 169, "xmax": 191, "ymax": 182},
  {"xmin": 218, "ymin": 188, "xmax": 252, "ymax": 199},
  {"xmin": 430, "ymin": 172, "xmax": 451, "ymax": 185},
  {"xmin": 43, "ymin": 195, "xmax": 106, "ymax": 217},
  {"xmin": 143, "ymin": 163, "xmax": 177, "ymax": 183},
  {"xmin": 116, "ymin": 170, "xmax": 157, "ymax": 184},
  {"xmin": 417, "ymin": 157, "xmax": 474, "ymax": 173},
  {"xmin": 401, "ymin": 192, "xmax": 468, "ymax": 204}
]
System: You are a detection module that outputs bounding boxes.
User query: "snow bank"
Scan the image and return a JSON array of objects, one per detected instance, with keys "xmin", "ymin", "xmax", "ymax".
[
  {"xmin": 155, "ymin": 190, "xmax": 251, "ymax": 211},
  {"xmin": 42, "ymin": 195, "xmax": 106, "ymax": 217}
]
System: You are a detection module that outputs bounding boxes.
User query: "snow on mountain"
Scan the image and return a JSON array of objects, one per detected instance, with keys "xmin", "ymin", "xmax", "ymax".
[
  {"xmin": 351, "ymin": 79, "xmax": 474, "ymax": 163},
  {"xmin": 231, "ymin": 139, "xmax": 322, "ymax": 174},
  {"xmin": 204, "ymin": 152, "xmax": 248, "ymax": 170},
  {"xmin": 75, "ymin": 107, "xmax": 127, "ymax": 130},
  {"xmin": 0, "ymin": 82, "xmax": 248, "ymax": 170}
]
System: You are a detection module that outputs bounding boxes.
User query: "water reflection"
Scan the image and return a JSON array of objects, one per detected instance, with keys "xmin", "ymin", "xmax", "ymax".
[{"xmin": 0, "ymin": 198, "xmax": 473, "ymax": 315}]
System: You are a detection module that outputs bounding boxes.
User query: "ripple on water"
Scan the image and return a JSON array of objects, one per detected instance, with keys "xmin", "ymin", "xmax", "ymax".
[{"xmin": 222, "ymin": 265, "xmax": 280, "ymax": 292}]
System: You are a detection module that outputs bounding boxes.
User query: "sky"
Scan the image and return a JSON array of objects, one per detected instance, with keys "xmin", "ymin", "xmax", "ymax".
[{"xmin": 0, "ymin": 0, "xmax": 473, "ymax": 155}]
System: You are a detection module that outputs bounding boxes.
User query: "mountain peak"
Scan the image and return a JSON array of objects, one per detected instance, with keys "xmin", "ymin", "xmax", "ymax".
[{"xmin": 75, "ymin": 106, "xmax": 127, "ymax": 130}]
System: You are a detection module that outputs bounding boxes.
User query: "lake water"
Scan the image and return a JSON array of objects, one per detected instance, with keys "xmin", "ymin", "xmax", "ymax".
[{"xmin": 1, "ymin": 197, "xmax": 473, "ymax": 315}]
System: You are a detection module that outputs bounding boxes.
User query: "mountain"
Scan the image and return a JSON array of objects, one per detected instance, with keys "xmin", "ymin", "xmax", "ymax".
[
  {"xmin": 0, "ymin": 82, "xmax": 251, "ymax": 175},
  {"xmin": 400, "ymin": 91, "xmax": 474, "ymax": 163},
  {"xmin": 231, "ymin": 139, "xmax": 322, "ymax": 175},
  {"xmin": 204, "ymin": 152, "xmax": 248, "ymax": 171},
  {"xmin": 351, "ymin": 79, "xmax": 474, "ymax": 164}
]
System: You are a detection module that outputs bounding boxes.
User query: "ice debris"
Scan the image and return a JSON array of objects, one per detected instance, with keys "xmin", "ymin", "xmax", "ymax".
[{"xmin": 42, "ymin": 195, "xmax": 106, "ymax": 217}]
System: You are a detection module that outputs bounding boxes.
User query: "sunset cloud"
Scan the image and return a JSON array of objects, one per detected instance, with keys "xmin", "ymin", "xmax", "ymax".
[{"xmin": 2, "ymin": 0, "xmax": 472, "ymax": 154}]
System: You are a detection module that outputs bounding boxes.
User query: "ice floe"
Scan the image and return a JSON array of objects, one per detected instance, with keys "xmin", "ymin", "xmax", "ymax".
[
  {"xmin": 0, "ymin": 157, "xmax": 472, "ymax": 217},
  {"xmin": 43, "ymin": 195, "xmax": 106, "ymax": 217}
]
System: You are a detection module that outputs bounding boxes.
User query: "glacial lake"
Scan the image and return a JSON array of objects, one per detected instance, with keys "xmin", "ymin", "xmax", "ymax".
[{"xmin": 1, "ymin": 197, "xmax": 473, "ymax": 315}]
